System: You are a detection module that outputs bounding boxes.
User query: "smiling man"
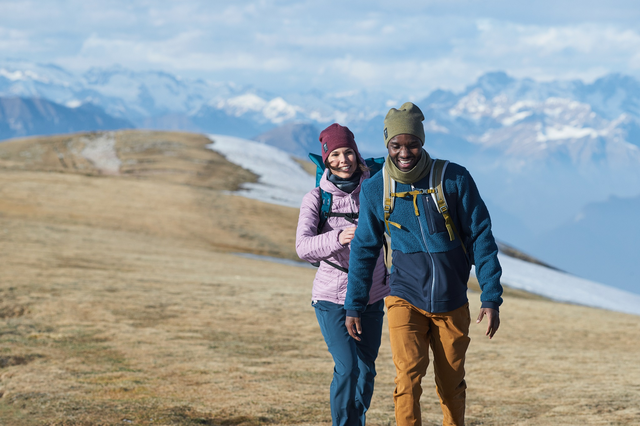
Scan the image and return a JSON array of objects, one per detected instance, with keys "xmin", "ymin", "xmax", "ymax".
[{"xmin": 344, "ymin": 102, "xmax": 503, "ymax": 426}]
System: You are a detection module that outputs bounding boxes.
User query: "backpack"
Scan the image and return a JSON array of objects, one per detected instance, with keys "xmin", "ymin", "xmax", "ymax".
[
  {"xmin": 307, "ymin": 153, "xmax": 385, "ymax": 272},
  {"xmin": 382, "ymin": 159, "xmax": 468, "ymax": 256}
]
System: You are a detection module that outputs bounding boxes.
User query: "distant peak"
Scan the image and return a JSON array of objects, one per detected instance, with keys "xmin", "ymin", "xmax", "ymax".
[
  {"xmin": 83, "ymin": 65, "xmax": 131, "ymax": 84},
  {"xmin": 468, "ymin": 71, "xmax": 516, "ymax": 96},
  {"xmin": 481, "ymin": 71, "xmax": 514, "ymax": 84},
  {"xmin": 589, "ymin": 73, "xmax": 640, "ymax": 91}
]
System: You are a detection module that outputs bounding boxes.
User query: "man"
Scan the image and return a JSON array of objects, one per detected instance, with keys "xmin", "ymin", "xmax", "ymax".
[{"xmin": 344, "ymin": 102, "xmax": 502, "ymax": 426}]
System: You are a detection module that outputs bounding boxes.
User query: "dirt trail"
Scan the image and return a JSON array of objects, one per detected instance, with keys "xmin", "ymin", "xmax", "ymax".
[{"xmin": 0, "ymin": 131, "xmax": 639, "ymax": 425}]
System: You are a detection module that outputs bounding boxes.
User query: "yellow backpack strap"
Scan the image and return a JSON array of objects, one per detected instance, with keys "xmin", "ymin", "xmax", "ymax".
[
  {"xmin": 391, "ymin": 188, "xmax": 434, "ymax": 216},
  {"xmin": 384, "ymin": 166, "xmax": 434, "ymax": 229},
  {"xmin": 431, "ymin": 159, "xmax": 467, "ymax": 254}
]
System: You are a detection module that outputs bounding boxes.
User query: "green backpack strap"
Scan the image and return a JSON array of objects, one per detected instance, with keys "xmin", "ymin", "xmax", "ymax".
[
  {"xmin": 381, "ymin": 166, "xmax": 395, "ymax": 269},
  {"xmin": 430, "ymin": 159, "xmax": 467, "ymax": 254},
  {"xmin": 383, "ymin": 165, "xmax": 401, "ymax": 233}
]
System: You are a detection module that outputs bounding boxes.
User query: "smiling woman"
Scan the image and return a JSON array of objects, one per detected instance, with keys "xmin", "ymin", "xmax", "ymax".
[{"xmin": 295, "ymin": 123, "xmax": 389, "ymax": 426}]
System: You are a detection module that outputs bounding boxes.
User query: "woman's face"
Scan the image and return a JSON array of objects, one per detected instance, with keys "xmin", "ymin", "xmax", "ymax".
[{"xmin": 327, "ymin": 147, "xmax": 358, "ymax": 179}]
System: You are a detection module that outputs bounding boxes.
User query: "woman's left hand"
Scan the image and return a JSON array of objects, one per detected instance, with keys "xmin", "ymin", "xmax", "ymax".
[{"xmin": 339, "ymin": 226, "xmax": 357, "ymax": 245}]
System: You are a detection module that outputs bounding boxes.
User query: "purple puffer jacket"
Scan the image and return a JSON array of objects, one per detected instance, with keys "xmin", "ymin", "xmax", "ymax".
[{"xmin": 296, "ymin": 167, "xmax": 389, "ymax": 305}]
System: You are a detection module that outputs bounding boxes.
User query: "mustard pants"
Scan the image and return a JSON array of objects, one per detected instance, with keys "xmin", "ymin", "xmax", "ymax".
[{"xmin": 385, "ymin": 296, "xmax": 471, "ymax": 426}]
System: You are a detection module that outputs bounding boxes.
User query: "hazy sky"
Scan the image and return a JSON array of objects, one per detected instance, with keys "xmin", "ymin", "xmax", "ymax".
[{"xmin": 2, "ymin": 0, "xmax": 640, "ymax": 98}]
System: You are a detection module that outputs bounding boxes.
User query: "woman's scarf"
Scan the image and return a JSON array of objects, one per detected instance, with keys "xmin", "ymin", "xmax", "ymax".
[
  {"xmin": 327, "ymin": 169, "xmax": 362, "ymax": 193},
  {"xmin": 384, "ymin": 149, "xmax": 433, "ymax": 184}
]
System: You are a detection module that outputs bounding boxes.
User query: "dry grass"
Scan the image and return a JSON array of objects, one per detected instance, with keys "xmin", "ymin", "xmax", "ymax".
[{"xmin": 0, "ymin": 131, "xmax": 639, "ymax": 425}]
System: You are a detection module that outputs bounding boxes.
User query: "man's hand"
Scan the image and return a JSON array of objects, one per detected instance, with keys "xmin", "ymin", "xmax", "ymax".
[
  {"xmin": 345, "ymin": 316, "xmax": 362, "ymax": 341},
  {"xmin": 339, "ymin": 226, "xmax": 357, "ymax": 245},
  {"xmin": 476, "ymin": 308, "xmax": 500, "ymax": 339}
]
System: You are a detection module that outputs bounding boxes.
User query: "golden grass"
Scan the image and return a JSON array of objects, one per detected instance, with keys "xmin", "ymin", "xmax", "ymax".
[{"xmin": 0, "ymin": 130, "xmax": 639, "ymax": 425}]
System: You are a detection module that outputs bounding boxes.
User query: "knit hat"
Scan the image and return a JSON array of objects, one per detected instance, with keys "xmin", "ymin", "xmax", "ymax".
[
  {"xmin": 383, "ymin": 102, "xmax": 425, "ymax": 146},
  {"xmin": 319, "ymin": 123, "xmax": 360, "ymax": 163}
]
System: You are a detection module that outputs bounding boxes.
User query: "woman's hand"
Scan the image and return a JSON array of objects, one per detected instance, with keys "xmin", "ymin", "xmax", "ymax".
[{"xmin": 339, "ymin": 226, "xmax": 357, "ymax": 245}]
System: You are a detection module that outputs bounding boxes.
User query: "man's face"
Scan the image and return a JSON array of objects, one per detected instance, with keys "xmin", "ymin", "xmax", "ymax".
[{"xmin": 387, "ymin": 134, "xmax": 422, "ymax": 172}]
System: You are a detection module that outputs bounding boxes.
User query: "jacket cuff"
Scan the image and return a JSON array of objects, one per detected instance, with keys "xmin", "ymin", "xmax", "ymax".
[
  {"xmin": 331, "ymin": 230, "xmax": 345, "ymax": 248},
  {"xmin": 481, "ymin": 301, "xmax": 500, "ymax": 312},
  {"xmin": 346, "ymin": 310, "xmax": 361, "ymax": 318},
  {"xmin": 337, "ymin": 229, "xmax": 346, "ymax": 246}
]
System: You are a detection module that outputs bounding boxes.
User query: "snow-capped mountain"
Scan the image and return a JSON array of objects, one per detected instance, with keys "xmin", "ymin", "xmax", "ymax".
[
  {"xmin": 0, "ymin": 59, "xmax": 84, "ymax": 102},
  {"xmin": 82, "ymin": 65, "xmax": 236, "ymax": 120},
  {"xmin": 0, "ymin": 59, "xmax": 389, "ymax": 132},
  {"xmin": 416, "ymin": 73, "xmax": 640, "ymax": 169},
  {"xmin": 406, "ymin": 72, "xmax": 640, "ymax": 229}
]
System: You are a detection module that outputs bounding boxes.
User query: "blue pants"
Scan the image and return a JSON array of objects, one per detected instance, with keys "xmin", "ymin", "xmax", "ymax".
[{"xmin": 313, "ymin": 299, "xmax": 385, "ymax": 426}]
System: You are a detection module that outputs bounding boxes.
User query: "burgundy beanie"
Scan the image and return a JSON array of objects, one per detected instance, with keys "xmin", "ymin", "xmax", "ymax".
[{"xmin": 319, "ymin": 123, "xmax": 360, "ymax": 163}]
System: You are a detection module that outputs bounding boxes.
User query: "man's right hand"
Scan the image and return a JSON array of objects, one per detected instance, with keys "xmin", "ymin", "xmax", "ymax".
[{"xmin": 345, "ymin": 316, "xmax": 362, "ymax": 341}]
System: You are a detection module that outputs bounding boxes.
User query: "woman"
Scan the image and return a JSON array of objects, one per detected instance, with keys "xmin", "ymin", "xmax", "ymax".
[{"xmin": 296, "ymin": 123, "xmax": 389, "ymax": 426}]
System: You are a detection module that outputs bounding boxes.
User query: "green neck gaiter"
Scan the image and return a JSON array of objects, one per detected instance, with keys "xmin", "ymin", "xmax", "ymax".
[{"xmin": 384, "ymin": 149, "xmax": 433, "ymax": 184}]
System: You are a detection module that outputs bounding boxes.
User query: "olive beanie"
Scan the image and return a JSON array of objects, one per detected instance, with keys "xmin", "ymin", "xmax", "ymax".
[{"xmin": 383, "ymin": 102, "xmax": 425, "ymax": 146}]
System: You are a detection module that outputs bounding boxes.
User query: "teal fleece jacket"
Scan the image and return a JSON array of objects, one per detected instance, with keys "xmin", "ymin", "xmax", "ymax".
[{"xmin": 344, "ymin": 161, "xmax": 503, "ymax": 315}]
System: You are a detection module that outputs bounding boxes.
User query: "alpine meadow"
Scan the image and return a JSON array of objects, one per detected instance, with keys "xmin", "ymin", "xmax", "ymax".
[{"xmin": 0, "ymin": 130, "xmax": 639, "ymax": 425}]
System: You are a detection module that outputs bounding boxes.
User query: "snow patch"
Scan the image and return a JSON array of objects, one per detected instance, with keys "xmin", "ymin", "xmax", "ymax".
[
  {"xmin": 214, "ymin": 94, "xmax": 299, "ymax": 124},
  {"xmin": 0, "ymin": 69, "xmax": 27, "ymax": 81},
  {"xmin": 501, "ymin": 111, "xmax": 532, "ymax": 126},
  {"xmin": 538, "ymin": 125, "xmax": 600, "ymax": 142},
  {"xmin": 80, "ymin": 132, "xmax": 121, "ymax": 175},
  {"xmin": 424, "ymin": 120, "xmax": 450, "ymax": 134},
  {"xmin": 0, "ymin": 68, "xmax": 51, "ymax": 83},
  {"xmin": 221, "ymin": 93, "xmax": 267, "ymax": 115},
  {"xmin": 66, "ymin": 100, "xmax": 82, "ymax": 108},
  {"xmin": 263, "ymin": 97, "xmax": 298, "ymax": 123},
  {"xmin": 498, "ymin": 254, "xmax": 640, "ymax": 316},
  {"xmin": 509, "ymin": 100, "xmax": 537, "ymax": 113},
  {"xmin": 449, "ymin": 89, "xmax": 489, "ymax": 118},
  {"xmin": 206, "ymin": 134, "xmax": 315, "ymax": 208}
]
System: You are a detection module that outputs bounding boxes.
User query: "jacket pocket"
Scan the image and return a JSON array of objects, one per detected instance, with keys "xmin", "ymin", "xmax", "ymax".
[{"xmin": 422, "ymin": 195, "xmax": 447, "ymax": 235}]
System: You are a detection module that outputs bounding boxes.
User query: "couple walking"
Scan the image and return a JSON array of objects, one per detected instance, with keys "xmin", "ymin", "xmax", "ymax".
[{"xmin": 296, "ymin": 102, "xmax": 503, "ymax": 426}]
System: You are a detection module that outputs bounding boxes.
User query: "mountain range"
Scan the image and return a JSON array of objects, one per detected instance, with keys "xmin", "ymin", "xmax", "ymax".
[
  {"xmin": 0, "ymin": 97, "xmax": 133, "ymax": 140},
  {"xmin": 1, "ymin": 58, "xmax": 639, "ymax": 294}
]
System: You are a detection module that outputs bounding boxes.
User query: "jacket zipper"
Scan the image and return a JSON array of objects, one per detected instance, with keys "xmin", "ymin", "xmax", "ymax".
[
  {"xmin": 350, "ymin": 195, "xmax": 358, "ymax": 225},
  {"xmin": 413, "ymin": 184, "xmax": 436, "ymax": 313}
]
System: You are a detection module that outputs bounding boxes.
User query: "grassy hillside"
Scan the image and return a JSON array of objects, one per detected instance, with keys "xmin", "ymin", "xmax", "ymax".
[
  {"xmin": 0, "ymin": 131, "xmax": 638, "ymax": 425},
  {"xmin": 0, "ymin": 130, "xmax": 299, "ymax": 259}
]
